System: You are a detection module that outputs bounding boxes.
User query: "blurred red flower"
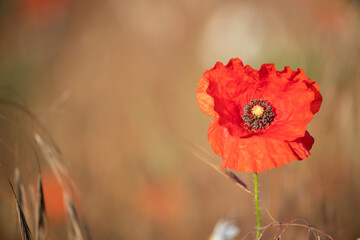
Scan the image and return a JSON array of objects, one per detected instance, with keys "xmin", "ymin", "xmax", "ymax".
[
  {"xmin": 132, "ymin": 180, "xmax": 185, "ymax": 226},
  {"xmin": 19, "ymin": 0, "xmax": 71, "ymax": 26},
  {"xmin": 40, "ymin": 172, "xmax": 65, "ymax": 223},
  {"xmin": 197, "ymin": 58, "xmax": 322, "ymax": 173}
]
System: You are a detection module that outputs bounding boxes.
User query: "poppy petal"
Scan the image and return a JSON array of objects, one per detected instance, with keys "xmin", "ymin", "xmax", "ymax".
[
  {"xmin": 207, "ymin": 118, "xmax": 224, "ymax": 156},
  {"xmin": 196, "ymin": 76, "xmax": 217, "ymax": 117},
  {"xmin": 261, "ymin": 69, "xmax": 322, "ymax": 141},
  {"xmin": 219, "ymin": 131, "xmax": 298, "ymax": 173},
  {"xmin": 287, "ymin": 131, "xmax": 314, "ymax": 159}
]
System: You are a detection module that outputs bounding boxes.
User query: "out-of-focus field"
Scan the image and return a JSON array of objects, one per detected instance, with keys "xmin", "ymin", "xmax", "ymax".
[{"xmin": 0, "ymin": 0, "xmax": 359, "ymax": 239}]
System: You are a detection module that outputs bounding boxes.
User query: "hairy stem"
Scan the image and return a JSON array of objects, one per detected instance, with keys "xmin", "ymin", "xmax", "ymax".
[{"xmin": 254, "ymin": 172, "xmax": 261, "ymax": 239}]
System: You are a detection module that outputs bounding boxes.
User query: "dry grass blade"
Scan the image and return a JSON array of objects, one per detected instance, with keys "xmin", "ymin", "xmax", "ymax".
[
  {"xmin": 35, "ymin": 133, "xmax": 86, "ymax": 239},
  {"xmin": 0, "ymin": 98, "xmax": 61, "ymax": 155},
  {"xmin": 35, "ymin": 176, "xmax": 47, "ymax": 240},
  {"xmin": 64, "ymin": 193, "xmax": 84, "ymax": 240},
  {"xmin": 14, "ymin": 168, "xmax": 29, "ymax": 217},
  {"xmin": 189, "ymin": 142, "xmax": 277, "ymax": 222},
  {"xmin": 34, "ymin": 133, "xmax": 68, "ymax": 187},
  {"xmin": 223, "ymin": 169, "xmax": 251, "ymax": 193},
  {"xmin": 191, "ymin": 151, "xmax": 252, "ymax": 194},
  {"xmin": 83, "ymin": 221, "xmax": 92, "ymax": 240},
  {"xmin": 28, "ymin": 186, "xmax": 36, "ymax": 218},
  {"xmin": 1, "ymin": 165, "xmax": 33, "ymax": 240},
  {"xmin": 16, "ymin": 201, "xmax": 33, "ymax": 240},
  {"xmin": 15, "ymin": 168, "xmax": 34, "ymax": 235},
  {"xmin": 187, "ymin": 142, "xmax": 252, "ymax": 193}
]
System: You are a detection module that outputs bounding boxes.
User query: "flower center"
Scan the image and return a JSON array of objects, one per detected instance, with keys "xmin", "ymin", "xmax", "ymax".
[
  {"xmin": 242, "ymin": 99, "xmax": 275, "ymax": 132},
  {"xmin": 251, "ymin": 105, "xmax": 264, "ymax": 118}
]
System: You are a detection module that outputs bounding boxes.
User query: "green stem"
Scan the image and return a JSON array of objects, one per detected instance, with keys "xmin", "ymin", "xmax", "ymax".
[{"xmin": 254, "ymin": 172, "xmax": 261, "ymax": 239}]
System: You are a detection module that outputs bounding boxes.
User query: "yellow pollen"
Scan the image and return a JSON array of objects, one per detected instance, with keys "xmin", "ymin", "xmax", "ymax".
[{"xmin": 251, "ymin": 105, "xmax": 264, "ymax": 118}]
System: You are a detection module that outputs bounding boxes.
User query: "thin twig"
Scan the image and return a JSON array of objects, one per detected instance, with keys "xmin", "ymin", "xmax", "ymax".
[{"xmin": 241, "ymin": 221, "xmax": 335, "ymax": 240}]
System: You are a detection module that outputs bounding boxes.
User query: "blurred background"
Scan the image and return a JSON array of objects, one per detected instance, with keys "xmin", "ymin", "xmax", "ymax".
[{"xmin": 0, "ymin": 0, "xmax": 360, "ymax": 239}]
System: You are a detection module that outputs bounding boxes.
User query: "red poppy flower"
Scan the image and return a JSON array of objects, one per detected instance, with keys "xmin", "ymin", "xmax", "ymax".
[{"xmin": 197, "ymin": 58, "xmax": 322, "ymax": 173}]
